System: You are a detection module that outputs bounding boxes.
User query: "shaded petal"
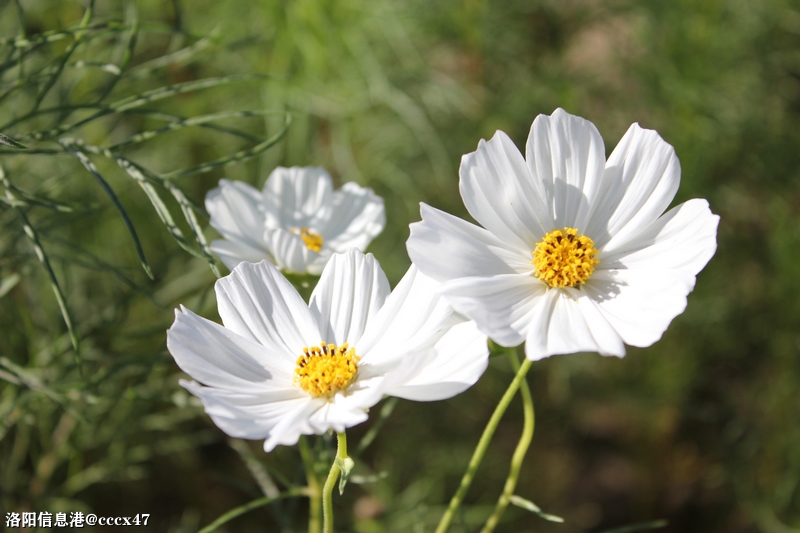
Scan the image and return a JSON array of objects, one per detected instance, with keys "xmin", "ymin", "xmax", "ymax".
[
  {"xmin": 215, "ymin": 260, "xmax": 321, "ymax": 357},
  {"xmin": 263, "ymin": 399, "xmax": 328, "ymax": 451},
  {"xmin": 438, "ymin": 274, "xmax": 545, "ymax": 347},
  {"xmin": 182, "ymin": 380, "xmax": 308, "ymax": 440},
  {"xmin": 358, "ymin": 266, "xmax": 457, "ymax": 369},
  {"xmin": 587, "ymin": 198, "xmax": 719, "ymax": 347},
  {"xmin": 167, "ymin": 306, "xmax": 295, "ymax": 390},
  {"xmin": 459, "ymin": 130, "xmax": 550, "ymax": 249},
  {"xmin": 407, "ymin": 204, "xmax": 532, "ymax": 284},
  {"xmin": 206, "ymin": 179, "xmax": 267, "ymax": 250},
  {"xmin": 265, "ymin": 228, "xmax": 328, "ymax": 274},
  {"xmin": 309, "ymin": 250, "xmax": 391, "ymax": 346},
  {"xmin": 525, "ymin": 108, "xmax": 607, "ymax": 230},
  {"xmin": 210, "ymin": 239, "xmax": 272, "ymax": 270},
  {"xmin": 262, "ymin": 167, "xmax": 334, "ymax": 229},
  {"xmin": 324, "ymin": 182, "xmax": 386, "ymax": 251},
  {"xmin": 586, "ymin": 123, "xmax": 681, "ymax": 251},
  {"xmin": 385, "ymin": 321, "xmax": 489, "ymax": 401},
  {"xmin": 599, "ymin": 199, "xmax": 719, "ymax": 271},
  {"xmin": 524, "ymin": 289, "xmax": 624, "ymax": 360}
]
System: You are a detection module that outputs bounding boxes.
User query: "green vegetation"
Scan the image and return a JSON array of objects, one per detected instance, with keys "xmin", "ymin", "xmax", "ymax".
[{"xmin": 1, "ymin": 0, "xmax": 798, "ymax": 531}]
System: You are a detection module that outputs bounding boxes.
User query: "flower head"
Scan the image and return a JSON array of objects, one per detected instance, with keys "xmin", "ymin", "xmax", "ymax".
[
  {"xmin": 407, "ymin": 108, "xmax": 719, "ymax": 360},
  {"xmin": 206, "ymin": 166, "xmax": 385, "ymax": 274},
  {"xmin": 167, "ymin": 249, "xmax": 489, "ymax": 451}
]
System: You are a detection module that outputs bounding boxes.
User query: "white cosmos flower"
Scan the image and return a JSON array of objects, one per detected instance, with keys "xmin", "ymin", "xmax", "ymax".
[
  {"xmin": 407, "ymin": 108, "xmax": 719, "ymax": 361},
  {"xmin": 206, "ymin": 166, "xmax": 385, "ymax": 274},
  {"xmin": 166, "ymin": 249, "xmax": 489, "ymax": 451}
]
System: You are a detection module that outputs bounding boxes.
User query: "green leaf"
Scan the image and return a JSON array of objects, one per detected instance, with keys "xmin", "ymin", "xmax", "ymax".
[
  {"xmin": 0, "ymin": 133, "xmax": 26, "ymax": 149},
  {"xmin": 509, "ymin": 495, "xmax": 565, "ymax": 523}
]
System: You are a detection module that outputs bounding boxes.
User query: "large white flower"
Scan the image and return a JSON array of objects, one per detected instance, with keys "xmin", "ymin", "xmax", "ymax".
[
  {"xmin": 407, "ymin": 108, "xmax": 719, "ymax": 361},
  {"xmin": 206, "ymin": 166, "xmax": 385, "ymax": 274},
  {"xmin": 167, "ymin": 249, "xmax": 489, "ymax": 451}
]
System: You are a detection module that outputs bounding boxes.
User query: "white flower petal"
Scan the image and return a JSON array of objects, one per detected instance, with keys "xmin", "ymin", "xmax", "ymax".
[
  {"xmin": 215, "ymin": 260, "xmax": 321, "ymax": 356},
  {"xmin": 206, "ymin": 179, "xmax": 267, "ymax": 251},
  {"xmin": 167, "ymin": 306, "xmax": 295, "ymax": 391},
  {"xmin": 459, "ymin": 130, "xmax": 550, "ymax": 249},
  {"xmin": 324, "ymin": 182, "xmax": 386, "ymax": 251},
  {"xmin": 525, "ymin": 108, "xmax": 607, "ymax": 229},
  {"xmin": 524, "ymin": 289, "xmax": 623, "ymax": 360},
  {"xmin": 407, "ymin": 204, "xmax": 532, "ymax": 282},
  {"xmin": 263, "ymin": 399, "xmax": 327, "ymax": 451},
  {"xmin": 385, "ymin": 321, "xmax": 489, "ymax": 401},
  {"xmin": 182, "ymin": 380, "xmax": 308, "ymax": 440},
  {"xmin": 357, "ymin": 265, "xmax": 457, "ymax": 369},
  {"xmin": 210, "ymin": 239, "xmax": 272, "ymax": 270},
  {"xmin": 599, "ymin": 199, "xmax": 719, "ymax": 272},
  {"xmin": 309, "ymin": 250, "xmax": 391, "ymax": 346},
  {"xmin": 438, "ymin": 274, "xmax": 546, "ymax": 348},
  {"xmin": 264, "ymin": 228, "xmax": 326, "ymax": 274},
  {"xmin": 306, "ymin": 400, "xmax": 371, "ymax": 435},
  {"xmin": 262, "ymin": 167, "xmax": 334, "ymax": 229},
  {"xmin": 587, "ymin": 123, "xmax": 681, "ymax": 251},
  {"xmin": 586, "ymin": 198, "xmax": 719, "ymax": 347}
]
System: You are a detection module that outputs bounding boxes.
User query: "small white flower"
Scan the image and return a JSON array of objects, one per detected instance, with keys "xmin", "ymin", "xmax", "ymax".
[
  {"xmin": 407, "ymin": 108, "xmax": 719, "ymax": 361},
  {"xmin": 167, "ymin": 249, "xmax": 489, "ymax": 451},
  {"xmin": 206, "ymin": 166, "xmax": 385, "ymax": 274}
]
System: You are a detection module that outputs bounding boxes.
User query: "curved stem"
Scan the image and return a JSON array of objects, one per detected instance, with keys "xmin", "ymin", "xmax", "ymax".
[
  {"xmin": 322, "ymin": 432, "xmax": 349, "ymax": 533},
  {"xmin": 434, "ymin": 357, "xmax": 533, "ymax": 533},
  {"xmin": 480, "ymin": 350, "xmax": 535, "ymax": 533},
  {"xmin": 299, "ymin": 437, "xmax": 322, "ymax": 533}
]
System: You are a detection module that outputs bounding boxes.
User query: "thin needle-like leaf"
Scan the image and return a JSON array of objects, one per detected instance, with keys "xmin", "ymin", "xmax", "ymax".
[{"xmin": 61, "ymin": 142, "xmax": 154, "ymax": 279}]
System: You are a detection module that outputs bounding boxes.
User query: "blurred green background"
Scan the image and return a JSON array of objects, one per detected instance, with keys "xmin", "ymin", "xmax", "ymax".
[{"xmin": 1, "ymin": 0, "xmax": 799, "ymax": 531}]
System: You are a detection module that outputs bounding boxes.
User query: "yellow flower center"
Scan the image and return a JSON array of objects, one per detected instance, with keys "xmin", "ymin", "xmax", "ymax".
[
  {"xmin": 532, "ymin": 228, "xmax": 600, "ymax": 288},
  {"xmin": 294, "ymin": 342, "xmax": 360, "ymax": 398},
  {"xmin": 291, "ymin": 227, "xmax": 324, "ymax": 252}
]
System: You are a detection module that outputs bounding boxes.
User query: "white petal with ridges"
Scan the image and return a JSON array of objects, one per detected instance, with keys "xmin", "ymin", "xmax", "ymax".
[
  {"xmin": 438, "ymin": 274, "xmax": 546, "ymax": 348},
  {"xmin": 264, "ymin": 228, "xmax": 323, "ymax": 274},
  {"xmin": 310, "ymin": 250, "xmax": 391, "ymax": 346},
  {"xmin": 168, "ymin": 307, "xmax": 295, "ymax": 390},
  {"xmin": 407, "ymin": 204, "xmax": 532, "ymax": 283},
  {"xmin": 385, "ymin": 321, "xmax": 489, "ymax": 401},
  {"xmin": 210, "ymin": 239, "xmax": 271, "ymax": 270},
  {"xmin": 460, "ymin": 130, "xmax": 550, "ymax": 250},
  {"xmin": 324, "ymin": 182, "xmax": 386, "ymax": 251},
  {"xmin": 526, "ymin": 108, "xmax": 607, "ymax": 229},
  {"xmin": 587, "ymin": 123, "xmax": 681, "ymax": 251},
  {"xmin": 358, "ymin": 266, "xmax": 457, "ymax": 369},
  {"xmin": 206, "ymin": 180, "xmax": 268, "ymax": 251},
  {"xmin": 262, "ymin": 166, "xmax": 334, "ymax": 229},
  {"xmin": 215, "ymin": 261, "xmax": 320, "ymax": 356}
]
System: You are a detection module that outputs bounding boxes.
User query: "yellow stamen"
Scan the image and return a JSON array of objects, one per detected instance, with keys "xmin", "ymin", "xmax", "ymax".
[
  {"xmin": 291, "ymin": 227, "xmax": 324, "ymax": 253},
  {"xmin": 532, "ymin": 228, "xmax": 600, "ymax": 288},
  {"xmin": 294, "ymin": 342, "xmax": 360, "ymax": 399}
]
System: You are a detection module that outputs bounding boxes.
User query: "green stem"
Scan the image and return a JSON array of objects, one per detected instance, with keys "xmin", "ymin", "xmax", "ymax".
[
  {"xmin": 197, "ymin": 488, "xmax": 306, "ymax": 533},
  {"xmin": 480, "ymin": 350, "xmax": 535, "ymax": 533},
  {"xmin": 299, "ymin": 437, "xmax": 322, "ymax": 533},
  {"xmin": 322, "ymin": 432, "xmax": 349, "ymax": 533},
  {"xmin": 434, "ymin": 357, "xmax": 533, "ymax": 533}
]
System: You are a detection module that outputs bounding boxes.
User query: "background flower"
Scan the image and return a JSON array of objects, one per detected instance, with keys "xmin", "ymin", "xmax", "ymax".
[
  {"xmin": 207, "ymin": 166, "xmax": 385, "ymax": 274},
  {"xmin": 407, "ymin": 109, "xmax": 719, "ymax": 361},
  {"xmin": 167, "ymin": 250, "xmax": 488, "ymax": 451}
]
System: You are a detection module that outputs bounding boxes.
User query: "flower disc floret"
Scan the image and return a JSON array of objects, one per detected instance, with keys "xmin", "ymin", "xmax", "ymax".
[
  {"xmin": 532, "ymin": 228, "xmax": 600, "ymax": 288},
  {"xmin": 291, "ymin": 227, "xmax": 324, "ymax": 252},
  {"xmin": 295, "ymin": 342, "xmax": 360, "ymax": 398}
]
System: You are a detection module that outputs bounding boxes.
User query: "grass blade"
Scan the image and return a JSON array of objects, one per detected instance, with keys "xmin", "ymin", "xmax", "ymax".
[
  {"xmin": 1, "ymin": 168, "xmax": 80, "ymax": 357},
  {"xmin": 61, "ymin": 142, "xmax": 154, "ymax": 279},
  {"xmin": 162, "ymin": 111, "xmax": 291, "ymax": 180},
  {"xmin": 0, "ymin": 132, "xmax": 26, "ymax": 149}
]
